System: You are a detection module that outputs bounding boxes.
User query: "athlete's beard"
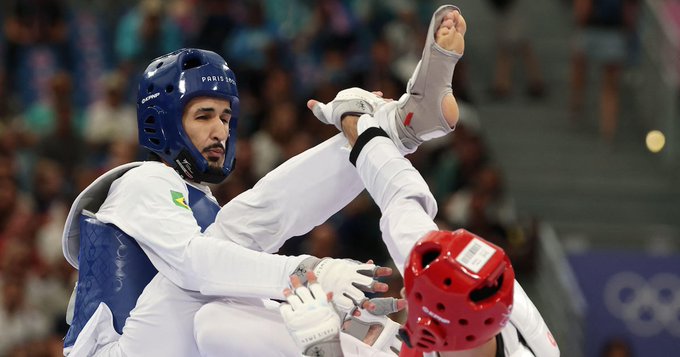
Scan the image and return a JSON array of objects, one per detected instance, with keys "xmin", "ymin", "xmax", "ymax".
[
  {"xmin": 203, "ymin": 143, "xmax": 226, "ymax": 169},
  {"xmin": 205, "ymin": 165, "xmax": 224, "ymax": 176},
  {"xmin": 206, "ymin": 157, "xmax": 223, "ymax": 169}
]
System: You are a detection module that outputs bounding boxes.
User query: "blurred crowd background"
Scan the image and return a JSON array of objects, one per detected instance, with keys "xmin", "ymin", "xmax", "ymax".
[{"xmin": 0, "ymin": 0, "xmax": 678, "ymax": 356}]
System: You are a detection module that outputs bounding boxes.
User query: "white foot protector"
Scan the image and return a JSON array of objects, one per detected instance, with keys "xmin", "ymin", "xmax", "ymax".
[{"xmin": 384, "ymin": 5, "xmax": 463, "ymax": 153}]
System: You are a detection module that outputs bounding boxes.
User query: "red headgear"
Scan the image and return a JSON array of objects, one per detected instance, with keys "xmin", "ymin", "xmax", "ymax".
[{"xmin": 400, "ymin": 229, "xmax": 514, "ymax": 352}]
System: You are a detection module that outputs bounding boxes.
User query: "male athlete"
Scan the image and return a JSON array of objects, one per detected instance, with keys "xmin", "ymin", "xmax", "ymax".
[{"xmin": 62, "ymin": 48, "xmax": 392, "ymax": 356}]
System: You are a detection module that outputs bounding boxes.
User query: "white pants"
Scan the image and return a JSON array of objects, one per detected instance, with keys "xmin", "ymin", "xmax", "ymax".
[
  {"xmin": 69, "ymin": 274, "xmax": 387, "ymax": 357},
  {"xmin": 194, "ymin": 299, "xmax": 399, "ymax": 357},
  {"xmin": 70, "ymin": 274, "xmax": 209, "ymax": 357},
  {"xmin": 82, "ymin": 276, "xmax": 298, "ymax": 357},
  {"xmin": 194, "ymin": 298, "xmax": 300, "ymax": 356}
]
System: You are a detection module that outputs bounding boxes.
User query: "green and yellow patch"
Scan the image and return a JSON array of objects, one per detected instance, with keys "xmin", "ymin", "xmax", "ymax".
[{"xmin": 171, "ymin": 190, "xmax": 190, "ymax": 210}]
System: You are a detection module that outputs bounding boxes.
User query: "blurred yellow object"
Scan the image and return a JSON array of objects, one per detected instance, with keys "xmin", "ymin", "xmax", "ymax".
[{"xmin": 645, "ymin": 130, "xmax": 665, "ymax": 153}]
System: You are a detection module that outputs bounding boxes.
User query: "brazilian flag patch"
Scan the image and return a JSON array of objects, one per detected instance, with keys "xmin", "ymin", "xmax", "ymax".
[{"xmin": 171, "ymin": 190, "xmax": 190, "ymax": 210}]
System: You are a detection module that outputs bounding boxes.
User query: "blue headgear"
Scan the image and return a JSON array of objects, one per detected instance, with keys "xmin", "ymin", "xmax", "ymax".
[{"xmin": 137, "ymin": 48, "xmax": 239, "ymax": 184}]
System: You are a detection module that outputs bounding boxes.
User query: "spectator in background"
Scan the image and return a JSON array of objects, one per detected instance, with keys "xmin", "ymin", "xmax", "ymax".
[
  {"xmin": 487, "ymin": 0, "xmax": 546, "ymax": 99},
  {"xmin": 2, "ymin": 0, "xmax": 69, "ymax": 67},
  {"xmin": 34, "ymin": 73, "xmax": 85, "ymax": 197},
  {"xmin": 351, "ymin": 35, "xmax": 405, "ymax": 100},
  {"xmin": 301, "ymin": 223, "xmax": 341, "ymax": 259},
  {"xmin": 17, "ymin": 71, "xmax": 83, "ymax": 143},
  {"xmin": 310, "ymin": 0, "xmax": 358, "ymax": 55},
  {"xmin": 0, "ymin": 175, "xmax": 35, "ymax": 259},
  {"xmin": 261, "ymin": 67, "xmax": 296, "ymax": 107},
  {"xmin": 224, "ymin": 0, "xmax": 278, "ymax": 75},
  {"xmin": 443, "ymin": 165, "xmax": 516, "ymax": 233},
  {"xmin": 570, "ymin": 0, "xmax": 641, "ymax": 144},
  {"xmin": 337, "ymin": 193, "xmax": 387, "ymax": 266},
  {"xmin": 378, "ymin": 1, "xmax": 425, "ymax": 85},
  {"xmin": 250, "ymin": 101, "xmax": 299, "ymax": 179},
  {"xmin": 0, "ymin": 275, "xmax": 50, "ymax": 355},
  {"xmin": 115, "ymin": 0, "xmax": 183, "ymax": 77},
  {"xmin": 0, "ymin": 37, "xmax": 7, "ymax": 119},
  {"xmin": 0, "ymin": 150, "xmax": 19, "ymax": 181},
  {"xmin": 282, "ymin": 129, "xmax": 315, "ymax": 162},
  {"xmin": 192, "ymin": 0, "xmax": 237, "ymax": 52},
  {"xmin": 11, "ymin": 71, "xmax": 83, "ymax": 194},
  {"xmin": 430, "ymin": 120, "xmax": 490, "ymax": 202},
  {"xmin": 83, "ymin": 71, "xmax": 137, "ymax": 153},
  {"xmin": 0, "ymin": 236, "xmax": 54, "ymax": 355},
  {"xmin": 293, "ymin": 0, "xmax": 359, "ymax": 93},
  {"xmin": 32, "ymin": 159, "xmax": 68, "ymax": 264},
  {"xmin": 3, "ymin": 0, "xmax": 68, "ymax": 46}
]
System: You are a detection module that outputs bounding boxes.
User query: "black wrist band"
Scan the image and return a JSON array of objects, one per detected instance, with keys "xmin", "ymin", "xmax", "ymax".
[{"xmin": 349, "ymin": 127, "xmax": 389, "ymax": 166}]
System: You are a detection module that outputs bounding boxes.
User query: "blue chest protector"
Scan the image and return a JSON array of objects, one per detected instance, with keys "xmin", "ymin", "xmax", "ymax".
[{"xmin": 64, "ymin": 185, "xmax": 220, "ymax": 349}]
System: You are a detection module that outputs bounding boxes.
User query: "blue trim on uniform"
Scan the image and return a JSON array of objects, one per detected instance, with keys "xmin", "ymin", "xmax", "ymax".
[{"xmin": 186, "ymin": 185, "xmax": 220, "ymax": 232}]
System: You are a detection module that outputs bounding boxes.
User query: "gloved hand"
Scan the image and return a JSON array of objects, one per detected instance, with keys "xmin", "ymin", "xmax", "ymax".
[
  {"xmin": 314, "ymin": 258, "xmax": 392, "ymax": 319},
  {"xmin": 280, "ymin": 272, "xmax": 343, "ymax": 357},
  {"xmin": 343, "ymin": 297, "xmax": 406, "ymax": 355},
  {"xmin": 309, "ymin": 87, "xmax": 388, "ymax": 131},
  {"xmin": 294, "ymin": 257, "xmax": 392, "ymax": 319}
]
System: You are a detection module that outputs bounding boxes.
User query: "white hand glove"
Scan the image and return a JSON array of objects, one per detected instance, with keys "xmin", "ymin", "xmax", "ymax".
[
  {"xmin": 312, "ymin": 87, "xmax": 387, "ymax": 131},
  {"xmin": 280, "ymin": 282, "xmax": 343, "ymax": 357},
  {"xmin": 313, "ymin": 258, "xmax": 380, "ymax": 318}
]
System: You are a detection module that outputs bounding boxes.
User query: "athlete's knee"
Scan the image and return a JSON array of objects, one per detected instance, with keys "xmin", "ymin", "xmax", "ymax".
[{"xmin": 194, "ymin": 305, "xmax": 225, "ymax": 355}]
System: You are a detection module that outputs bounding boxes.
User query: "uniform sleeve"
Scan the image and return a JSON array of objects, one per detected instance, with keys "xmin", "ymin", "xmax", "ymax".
[
  {"xmin": 96, "ymin": 164, "xmax": 307, "ymax": 299},
  {"xmin": 506, "ymin": 281, "xmax": 560, "ymax": 357},
  {"xmin": 353, "ymin": 136, "xmax": 438, "ymax": 275},
  {"xmin": 206, "ymin": 133, "xmax": 365, "ymax": 253}
]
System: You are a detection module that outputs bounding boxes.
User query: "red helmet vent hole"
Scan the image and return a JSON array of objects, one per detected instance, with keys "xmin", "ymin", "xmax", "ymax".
[
  {"xmin": 466, "ymin": 335, "xmax": 475, "ymax": 342},
  {"xmin": 484, "ymin": 318, "xmax": 494, "ymax": 325},
  {"xmin": 421, "ymin": 330, "xmax": 436, "ymax": 344},
  {"xmin": 414, "ymin": 292, "xmax": 422, "ymax": 302},
  {"xmin": 470, "ymin": 274, "xmax": 505, "ymax": 302},
  {"xmin": 420, "ymin": 248, "xmax": 441, "ymax": 269},
  {"xmin": 443, "ymin": 278, "xmax": 452, "ymax": 286},
  {"xmin": 458, "ymin": 319, "xmax": 468, "ymax": 326},
  {"xmin": 436, "ymin": 303, "xmax": 445, "ymax": 312}
]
